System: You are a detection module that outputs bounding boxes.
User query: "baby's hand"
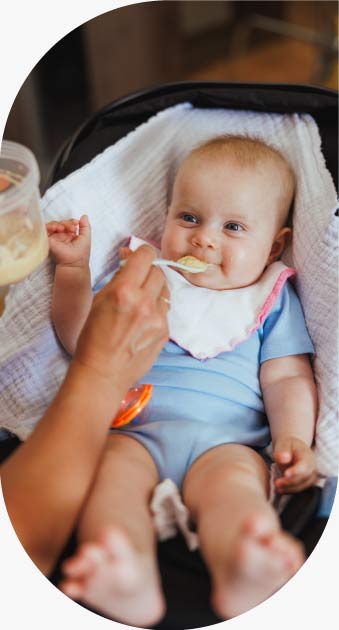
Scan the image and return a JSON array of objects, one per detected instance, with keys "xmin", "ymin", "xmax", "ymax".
[
  {"xmin": 46, "ymin": 215, "xmax": 91, "ymax": 266},
  {"xmin": 273, "ymin": 437, "xmax": 317, "ymax": 493}
]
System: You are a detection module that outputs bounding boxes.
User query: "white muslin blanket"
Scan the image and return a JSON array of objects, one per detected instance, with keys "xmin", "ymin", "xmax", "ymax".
[{"xmin": 0, "ymin": 104, "xmax": 338, "ymax": 508}]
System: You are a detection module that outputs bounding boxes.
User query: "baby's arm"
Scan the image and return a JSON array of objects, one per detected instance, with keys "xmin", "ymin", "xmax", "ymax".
[
  {"xmin": 47, "ymin": 215, "xmax": 93, "ymax": 355},
  {"xmin": 260, "ymin": 354, "xmax": 318, "ymax": 493}
]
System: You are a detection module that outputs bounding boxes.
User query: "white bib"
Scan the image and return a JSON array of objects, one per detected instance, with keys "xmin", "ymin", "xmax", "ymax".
[{"xmin": 130, "ymin": 236, "xmax": 296, "ymax": 360}]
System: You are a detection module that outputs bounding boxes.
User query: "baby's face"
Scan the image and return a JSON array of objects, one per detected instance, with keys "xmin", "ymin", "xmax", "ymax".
[{"xmin": 161, "ymin": 154, "xmax": 289, "ymax": 290}]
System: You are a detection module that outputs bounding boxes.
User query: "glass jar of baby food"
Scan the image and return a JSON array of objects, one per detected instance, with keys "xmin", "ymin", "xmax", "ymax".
[{"xmin": 0, "ymin": 140, "xmax": 48, "ymax": 291}]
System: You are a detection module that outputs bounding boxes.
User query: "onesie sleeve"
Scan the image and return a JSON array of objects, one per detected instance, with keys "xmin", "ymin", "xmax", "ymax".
[{"xmin": 260, "ymin": 281, "xmax": 314, "ymax": 363}]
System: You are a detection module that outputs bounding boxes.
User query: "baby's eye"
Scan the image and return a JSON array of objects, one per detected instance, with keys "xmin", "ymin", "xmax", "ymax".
[
  {"xmin": 181, "ymin": 213, "xmax": 199, "ymax": 224},
  {"xmin": 224, "ymin": 222, "xmax": 243, "ymax": 232}
]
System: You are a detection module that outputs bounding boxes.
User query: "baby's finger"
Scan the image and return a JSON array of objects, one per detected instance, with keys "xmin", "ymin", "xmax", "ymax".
[
  {"xmin": 284, "ymin": 453, "xmax": 316, "ymax": 480},
  {"xmin": 275, "ymin": 473, "xmax": 303, "ymax": 491},
  {"xmin": 78, "ymin": 215, "xmax": 91, "ymax": 237},
  {"xmin": 275, "ymin": 472, "xmax": 317, "ymax": 494},
  {"xmin": 273, "ymin": 439, "xmax": 294, "ymax": 466},
  {"xmin": 46, "ymin": 221, "xmax": 66, "ymax": 234},
  {"xmin": 60, "ymin": 219, "xmax": 79, "ymax": 233},
  {"xmin": 276, "ymin": 462, "xmax": 316, "ymax": 488},
  {"xmin": 274, "ymin": 449, "xmax": 293, "ymax": 467}
]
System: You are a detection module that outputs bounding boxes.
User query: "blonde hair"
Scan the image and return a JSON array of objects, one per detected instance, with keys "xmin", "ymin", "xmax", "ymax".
[{"xmin": 188, "ymin": 134, "xmax": 295, "ymax": 225}]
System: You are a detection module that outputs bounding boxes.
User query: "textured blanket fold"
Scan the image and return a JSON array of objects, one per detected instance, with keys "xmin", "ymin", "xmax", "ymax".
[{"xmin": 0, "ymin": 103, "xmax": 338, "ymax": 484}]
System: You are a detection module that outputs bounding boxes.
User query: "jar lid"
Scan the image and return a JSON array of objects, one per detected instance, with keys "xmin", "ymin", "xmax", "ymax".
[
  {"xmin": 112, "ymin": 384, "xmax": 153, "ymax": 428},
  {"xmin": 0, "ymin": 140, "xmax": 40, "ymax": 213}
]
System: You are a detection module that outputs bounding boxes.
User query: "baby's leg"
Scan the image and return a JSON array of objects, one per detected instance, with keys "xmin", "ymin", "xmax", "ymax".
[
  {"xmin": 59, "ymin": 434, "xmax": 165, "ymax": 626},
  {"xmin": 183, "ymin": 444, "xmax": 304, "ymax": 619}
]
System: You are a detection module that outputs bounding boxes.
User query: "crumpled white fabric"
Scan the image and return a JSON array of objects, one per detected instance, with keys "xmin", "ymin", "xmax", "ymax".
[
  {"xmin": 0, "ymin": 103, "xmax": 338, "ymax": 485},
  {"xmin": 150, "ymin": 479, "xmax": 199, "ymax": 551},
  {"xmin": 129, "ymin": 236, "xmax": 295, "ymax": 359}
]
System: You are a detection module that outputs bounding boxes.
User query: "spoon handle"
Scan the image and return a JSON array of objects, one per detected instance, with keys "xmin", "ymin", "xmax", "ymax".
[{"xmin": 119, "ymin": 258, "xmax": 205, "ymax": 274}]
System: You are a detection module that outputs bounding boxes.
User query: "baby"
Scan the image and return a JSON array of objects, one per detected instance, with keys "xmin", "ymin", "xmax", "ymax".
[{"xmin": 47, "ymin": 135, "xmax": 318, "ymax": 626}]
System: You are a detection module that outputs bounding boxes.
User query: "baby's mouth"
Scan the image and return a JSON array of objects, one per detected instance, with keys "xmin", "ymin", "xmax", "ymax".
[{"xmin": 176, "ymin": 255, "xmax": 211, "ymax": 272}]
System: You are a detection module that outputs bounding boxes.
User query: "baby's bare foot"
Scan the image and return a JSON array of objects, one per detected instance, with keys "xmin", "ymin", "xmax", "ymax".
[
  {"xmin": 59, "ymin": 527, "xmax": 165, "ymax": 626},
  {"xmin": 212, "ymin": 513, "xmax": 305, "ymax": 619}
]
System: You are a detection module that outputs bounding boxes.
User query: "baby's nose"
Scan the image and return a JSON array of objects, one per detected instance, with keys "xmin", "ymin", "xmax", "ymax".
[{"xmin": 191, "ymin": 227, "xmax": 218, "ymax": 249}]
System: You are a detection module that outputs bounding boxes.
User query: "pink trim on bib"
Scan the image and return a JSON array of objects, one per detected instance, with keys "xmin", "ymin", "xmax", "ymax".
[{"xmin": 256, "ymin": 267, "xmax": 296, "ymax": 327}]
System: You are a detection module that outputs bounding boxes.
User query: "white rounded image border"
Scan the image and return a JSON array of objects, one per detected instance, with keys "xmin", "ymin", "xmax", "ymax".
[{"xmin": 0, "ymin": 0, "xmax": 338, "ymax": 628}]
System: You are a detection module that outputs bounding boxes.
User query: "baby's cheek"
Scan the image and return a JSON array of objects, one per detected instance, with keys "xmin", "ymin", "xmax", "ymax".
[
  {"xmin": 237, "ymin": 249, "xmax": 262, "ymax": 275},
  {"xmin": 161, "ymin": 230, "xmax": 179, "ymax": 259}
]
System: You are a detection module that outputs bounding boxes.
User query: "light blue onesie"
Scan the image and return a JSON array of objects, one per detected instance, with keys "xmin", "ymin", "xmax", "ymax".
[{"xmin": 95, "ymin": 275, "xmax": 314, "ymax": 488}]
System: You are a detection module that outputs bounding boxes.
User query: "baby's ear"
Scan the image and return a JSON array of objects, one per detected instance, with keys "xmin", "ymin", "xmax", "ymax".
[{"xmin": 268, "ymin": 227, "xmax": 292, "ymax": 264}]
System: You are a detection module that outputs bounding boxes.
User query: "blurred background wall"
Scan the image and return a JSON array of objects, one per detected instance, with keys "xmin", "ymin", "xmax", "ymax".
[{"xmin": 4, "ymin": 0, "xmax": 338, "ymax": 190}]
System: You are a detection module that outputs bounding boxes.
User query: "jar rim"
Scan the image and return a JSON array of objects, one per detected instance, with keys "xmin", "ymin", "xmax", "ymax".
[{"xmin": 0, "ymin": 140, "xmax": 40, "ymax": 215}]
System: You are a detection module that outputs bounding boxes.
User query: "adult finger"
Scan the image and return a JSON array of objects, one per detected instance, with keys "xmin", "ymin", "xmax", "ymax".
[
  {"xmin": 142, "ymin": 264, "xmax": 167, "ymax": 302},
  {"xmin": 116, "ymin": 245, "xmax": 156, "ymax": 288},
  {"xmin": 158, "ymin": 284, "xmax": 171, "ymax": 313},
  {"xmin": 119, "ymin": 246, "xmax": 132, "ymax": 260}
]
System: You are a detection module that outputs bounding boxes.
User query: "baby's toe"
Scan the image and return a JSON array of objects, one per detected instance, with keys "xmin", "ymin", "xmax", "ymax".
[{"xmin": 62, "ymin": 543, "xmax": 104, "ymax": 577}]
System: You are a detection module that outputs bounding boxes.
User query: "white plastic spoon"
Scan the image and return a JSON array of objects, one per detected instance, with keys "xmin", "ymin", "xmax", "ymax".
[{"xmin": 119, "ymin": 257, "xmax": 210, "ymax": 274}]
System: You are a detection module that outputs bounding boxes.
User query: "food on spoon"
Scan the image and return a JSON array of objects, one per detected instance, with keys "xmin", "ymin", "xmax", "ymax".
[{"xmin": 176, "ymin": 255, "xmax": 209, "ymax": 271}]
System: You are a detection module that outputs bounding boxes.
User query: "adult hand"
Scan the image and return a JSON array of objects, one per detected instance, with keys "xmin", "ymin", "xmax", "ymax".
[
  {"xmin": 74, "ymin": 244, "xmax": 170, "ymax": 391},
  {"xmin": 0, "ymin": 246, "xmax": 169, "ymax": 576}
]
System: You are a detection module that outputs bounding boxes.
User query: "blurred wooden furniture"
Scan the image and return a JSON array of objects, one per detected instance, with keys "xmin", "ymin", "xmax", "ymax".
[
  {"xmin": 82, "ymin": 3, "xmax": 182, "ymax": 110},
  {"xmin": 189, "ymin": 1, "xmax": 338, "ymax": 91},
  {"xmin": 226, "ymin": 0, "xmax": 338, "ymax": 86}
]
